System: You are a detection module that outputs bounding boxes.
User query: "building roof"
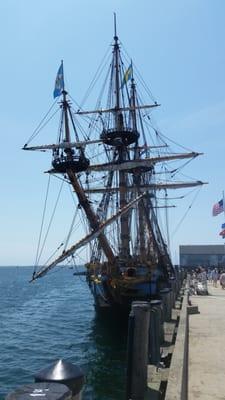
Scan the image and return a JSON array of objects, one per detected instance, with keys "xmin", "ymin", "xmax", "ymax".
[{"xmin": 179, "ymin": 245, "xmax": 225, "ymax": 255}]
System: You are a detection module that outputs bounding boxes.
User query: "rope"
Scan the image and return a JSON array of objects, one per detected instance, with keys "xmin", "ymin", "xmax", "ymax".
[
  {"xmin": 25, "ymin": 100, "xmax": 59, "ymax": 145},
  {"xmin": 34, "ymin": 175, "xmax": 51, "ymax": 271},
  {"xmin": 171, "ymin": 187, "xmax": 202, "ymax": 237},
  {"xmin": 44, "ymin": 242, "xmax": 65, "ymax": 266},
  {"xmin": 37, "ymin": 179, "xmax": 65, "ymax": 265},
  {"xmin": 120, "ymin": 41, "xmax": 157, "ymax": 103},
  {"xmin": 63, "ymin": 206, "xmax": 79, "ymax": 251}
]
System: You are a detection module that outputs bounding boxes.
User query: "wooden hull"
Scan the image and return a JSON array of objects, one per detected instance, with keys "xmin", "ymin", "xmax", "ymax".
[{"xmin": 86, "ymin": 272, "xmax": 164, "ymax": 314}]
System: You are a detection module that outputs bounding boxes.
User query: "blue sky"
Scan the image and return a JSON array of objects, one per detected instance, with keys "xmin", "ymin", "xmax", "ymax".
[{"xmin": 1, "ymin": 0, "xmax": 225, "ymax": 265}]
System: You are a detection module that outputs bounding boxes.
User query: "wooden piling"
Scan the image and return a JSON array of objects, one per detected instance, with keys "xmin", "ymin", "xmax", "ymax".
[
  {"xmin": 160, "ymin": 288, "xmax": 172, "ymax": 322},
  {"xmin": 149, "ymin": 304, "xmax": 161, "ymax": 365},
  {"xmin": 126, "ymin": 301, "xmax": 150, "ymax": 400}
]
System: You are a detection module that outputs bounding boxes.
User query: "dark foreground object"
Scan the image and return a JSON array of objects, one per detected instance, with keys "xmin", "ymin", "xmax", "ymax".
[
  {"xmin": 126, "ymin": 301, "xmax": 150, "ymax": 400},
  {"xmin": 6, "ymin": 382, "xmax": 71, "ymax": 400},
  {"xmin": 34, "ymin": 359, "xmax": 85, "ymax": 396}
]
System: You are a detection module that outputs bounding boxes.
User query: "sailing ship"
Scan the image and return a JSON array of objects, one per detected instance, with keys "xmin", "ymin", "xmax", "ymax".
[{"xmin": 23, "ymin": 17, "xmax": 205, "ymax": 312}]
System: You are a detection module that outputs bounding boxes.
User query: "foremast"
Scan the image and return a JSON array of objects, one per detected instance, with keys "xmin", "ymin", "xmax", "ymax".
[{"xmin": 54, "ymin": 90, "xmax": 115, "ymax": 265}]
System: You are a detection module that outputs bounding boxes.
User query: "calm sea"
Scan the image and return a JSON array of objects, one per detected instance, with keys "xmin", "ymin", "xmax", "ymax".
[{"xmin": 0, "ymin": 267, "xmax": 127, "ymax": 400}]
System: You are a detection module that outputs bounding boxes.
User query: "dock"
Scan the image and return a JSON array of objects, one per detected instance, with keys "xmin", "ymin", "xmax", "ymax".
[
  {"xmin": 188, "ymin": 283, "xmax": 225, "ymax": 400},
  {"xmin": 144, "ymin": 281, "xmax": 225, "ymax": 400}
]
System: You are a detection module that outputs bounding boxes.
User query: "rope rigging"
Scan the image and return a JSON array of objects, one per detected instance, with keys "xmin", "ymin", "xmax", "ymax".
[
  {"xmin": 171, "ymin": 186, "xmax": 202, "ymax": 237},
  {"xmin": 34, "ymin": 174, "xmax": 51, "ymax": 271},
  {"xmin": 35, "ymin": 178, "xmax": 65, "ymax": 267},
  {"xmin": 25, "ymin": 101, "xmax": 60, "ymax": 145}
]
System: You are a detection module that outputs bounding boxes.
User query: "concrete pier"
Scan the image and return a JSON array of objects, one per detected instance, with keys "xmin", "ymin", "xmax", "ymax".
[
  {"xmin": 189, "ymin": 283, "xmax": 225, "ymax": 400},
  {"xmin": 145, "ymin": 280, "xmax": 225, "ymax": 400}
]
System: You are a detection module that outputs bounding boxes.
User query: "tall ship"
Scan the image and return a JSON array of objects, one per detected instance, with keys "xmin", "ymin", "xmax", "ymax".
[{"xmin": 23, "ymin": 17, "xmax": 205, "ymax": 312}]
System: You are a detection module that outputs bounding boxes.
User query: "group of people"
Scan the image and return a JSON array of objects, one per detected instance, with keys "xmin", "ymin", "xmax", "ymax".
[
  {"xmin": 191, "ymin": 267, "xmax": 225, "ymax": 289},
  {"xmin": 208, "ymin": 268, "xmax": 225, "ymax": 289}
]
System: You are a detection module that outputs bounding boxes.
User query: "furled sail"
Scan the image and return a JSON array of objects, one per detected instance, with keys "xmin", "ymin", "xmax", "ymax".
[
  {"xmin": 83, "ymin": 180, "xmax": 206, "ymax": 194},
  {"xmin": 85, "ymin": 152, "xmax": 202, "ymax": 172}
]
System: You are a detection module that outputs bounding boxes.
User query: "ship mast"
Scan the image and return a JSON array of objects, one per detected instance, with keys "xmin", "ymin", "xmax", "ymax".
[
  {"xmin": 59, "ymin": 90, "xmax": 115, "ymax": 264},
  {"xmin": 113, "ymin": 14, "xmax": 130, "ymax": 259},
  {"xmin": 130, "ymin": 75, "xmax": 146, "ymax": 261}
]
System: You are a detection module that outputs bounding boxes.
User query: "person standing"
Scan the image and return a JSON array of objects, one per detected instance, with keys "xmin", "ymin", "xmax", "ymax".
[
  {"xmin": 220, "ymin": 272, "xmax": 225, "ymax": 289},
  {"xmin": 212, "ymin": 268, "xmax": 219, "ymax": 287}
]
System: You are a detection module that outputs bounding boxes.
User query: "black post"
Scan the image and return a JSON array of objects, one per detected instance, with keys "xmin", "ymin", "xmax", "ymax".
[
  {"xmin": 126, "ymin": 311, "xmax": 135, "ymax": 400},
  {"xmin": 160, "ymin": 288, "xmax": 172, "ymax": 322},
  {"xmin": 149, "ymin": 300, "xmax": 161, "ymax": 365},
  {"xmin": 34, "ymin": 360, "xmax": 85, "ymax": 400},
  {"xmin": 169, "ymin": 277, "xmax": 176, "ymax": 308},
  {"xmin": 125, "ymin": 301, "xmax": 150, "ymax": 400}
]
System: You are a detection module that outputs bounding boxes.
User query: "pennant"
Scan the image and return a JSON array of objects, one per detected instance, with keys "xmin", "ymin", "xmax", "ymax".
[
  {"xmin": 212, "ymin": 199, "xmax": 224, "ymax": 216},
  {"xmin": 53, "ymin": 62, "xmax": 64, "ymax": 98},
  {"xmin": 121, "ymin": 63, "xmax": 133, "ymax": 88}
]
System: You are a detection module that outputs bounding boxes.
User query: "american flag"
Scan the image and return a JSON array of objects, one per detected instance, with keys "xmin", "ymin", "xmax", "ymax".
[{"xmin": 212, "ymin": 199, "xmax": 224, "ymax": 216}]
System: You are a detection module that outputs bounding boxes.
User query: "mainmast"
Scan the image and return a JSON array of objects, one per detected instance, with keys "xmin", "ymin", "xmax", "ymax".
[
  {"xmin": 114, "ymin": 13, "xmax": 120, "ymax": 117},
  {"xmin": 114, "ymin": 14, "xmax": 130, "ymax": 259},
  {"xmin": 130, "ymin": 75, "xmax": 146, "ymax": 260}
]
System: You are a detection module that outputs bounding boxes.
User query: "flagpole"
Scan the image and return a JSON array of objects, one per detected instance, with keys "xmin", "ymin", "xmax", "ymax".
[
  {"xmin": 223, "ymin": 190, "xmax": 225, "ymax": 218},
  {"xmin": 61, "ymin": 60, "xmax": 65, "ymax": 92}
]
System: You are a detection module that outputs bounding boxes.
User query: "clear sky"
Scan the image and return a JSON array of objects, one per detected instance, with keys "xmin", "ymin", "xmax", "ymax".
[{"xmin": 1, "ymin": 0, "xmax": 225, "ymax": 266}]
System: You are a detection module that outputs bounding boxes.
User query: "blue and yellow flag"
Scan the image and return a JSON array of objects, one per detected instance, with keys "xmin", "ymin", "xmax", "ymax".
[
  {"xmin": 121, "ymin": 63, "xmax": 133, "ymax": 88},
  {"xmin": 53, "ymin": 62, "xmax": 64, "ymax": 98}
]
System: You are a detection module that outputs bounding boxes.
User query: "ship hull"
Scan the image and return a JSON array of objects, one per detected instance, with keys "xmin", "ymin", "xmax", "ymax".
[{"xmin": 87, "ymin": 273, "xmax": 164, "ymax": 314}]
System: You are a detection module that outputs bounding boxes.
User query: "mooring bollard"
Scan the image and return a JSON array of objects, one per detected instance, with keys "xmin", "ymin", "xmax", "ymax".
[
  {"xmin": 169, "ymin": 277, "xmax": 176, "ymax": 308},
  {"xmin": 160, "ymin": 288, "xmax": 172, "ymax": 322},
  {"xmin": 149, "ymin": 300, "xmax": 162, "ymax": 365},
  {"xmin": 174, "ymin": 267, "xmax": 180, "ymax": 294},
  {"xmin": 34, "ymin": 359, "xmax": 85, "ymax": 400},
  {"xmin": 181, "ymin": 268, "xmax": 185, "ymax": 282},
  {"xmin": 179, "ymin": 269, "xmax": 183, "ymax": 290},
  {"xmin": 150, "ymin": 299, "xmax": 164, "ymax": 344},
  {"xmin": 125, "ymin": 301, "xmax": 150, "ymax": 400},
  {"xmin": 6, "ymin": 382, "xmax": 72, "ymax": 400}
]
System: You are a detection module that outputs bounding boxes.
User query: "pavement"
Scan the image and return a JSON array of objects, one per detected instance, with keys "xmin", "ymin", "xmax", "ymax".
[{"xmin": 188, "ymin": 282, "xmax": 225, "ymax": 400}]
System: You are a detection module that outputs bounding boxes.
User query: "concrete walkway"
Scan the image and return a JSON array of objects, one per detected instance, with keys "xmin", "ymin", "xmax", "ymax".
[{"xmin": 189, "ymin": 282, "xmax": 225, "ymax": 400}]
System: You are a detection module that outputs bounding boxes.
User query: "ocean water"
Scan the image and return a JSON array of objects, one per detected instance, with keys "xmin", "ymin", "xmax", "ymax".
[{"xmin": 0, "ymin": 267, "xmax": 127, "ymax": 400}]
